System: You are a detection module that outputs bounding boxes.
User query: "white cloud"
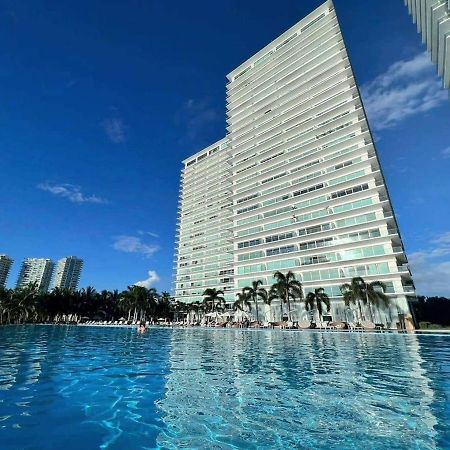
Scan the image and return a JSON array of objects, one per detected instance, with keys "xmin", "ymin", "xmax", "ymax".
[
  {"xmin": 441, "ymin": 147, "xmax": 450, "ymax": 159},
  {"xmin": 137, "ymin": 230, "xmax": 159, "ymax": 238},
  {"xmin": 112, "ymin": 235, "xmax": 159, "ymax": 257},
  {"xmin": 409, "ymin": 232, "xmax": 450, "ymax": 296},
  {"xmin": 361, "ymin": 52, "xmax": 447, "ymax": 131},
  {"xmin": 38, "ymin": 182, "xmax": 108, "ymax": 204},
  {"xmin": 134, "ymin": 270, "xmax": 160, "ymax": 288},
  {"xmin": 102, "ymin": 117, "xmax": 126, "ymax": 143},
  {"xmin": 176, "ymin": 98, "xmax": 219, "ymax": 140}
]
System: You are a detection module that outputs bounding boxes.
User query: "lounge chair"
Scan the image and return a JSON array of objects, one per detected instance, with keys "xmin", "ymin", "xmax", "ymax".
[
  {"xmin": 361, "ymin": 321, "xmax": 376, "ymax": 331},
  {"xmin": 297, "ymin": 320, "xmax": 311, "ymax": 330},
  {"xmin": 272, "ymin": 321, "xmax": 287, "ymax": 329},
  {"xmin": 328, "ymin": 321, "xmax": 346, "ymax": 331}
]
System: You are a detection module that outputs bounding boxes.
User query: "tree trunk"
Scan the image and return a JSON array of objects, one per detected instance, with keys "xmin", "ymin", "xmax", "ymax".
[
  {"xmin": 368, "ymin": 302, "xmax": 374, "ymax": 323},
  {"xmin": 357, "ymin": 300, "xmax": 364, "ymax": 322},
  {"xmin": 255, "ymin": 296, "xmax": 259, "ymax": 322},
  {"xmin": 286, "ymin": 293, "xmax": 291, "ymax": 321}
]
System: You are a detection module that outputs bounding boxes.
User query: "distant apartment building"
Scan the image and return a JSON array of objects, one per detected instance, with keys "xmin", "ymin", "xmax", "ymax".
[
  {"xmin": 0, "ymin": 255, "xmax": 13, "ymax": 288},
  {"xmin": 173, "ymin": 1, "xmax": 416, "ymax": 322},
  {"xmin": 16, "ymin": 258, "xmax": 54, "ymax": 292},
  {"xmin": 53, "ymin": 256, "xmax": 83, "ymax": 291},
  {"xmin": 404, "ymin": 0, "xmax": 450, "ymax": 88}
]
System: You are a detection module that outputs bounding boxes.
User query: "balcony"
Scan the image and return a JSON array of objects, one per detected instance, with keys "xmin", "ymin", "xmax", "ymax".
[{"xmin": 402, "ymin": 286, "xmax": 415, "ymax": 293}]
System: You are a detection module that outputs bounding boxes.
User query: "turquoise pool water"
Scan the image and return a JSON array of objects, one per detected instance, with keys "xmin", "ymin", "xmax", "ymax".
[{"xmin": 0, "ymin": 326, "xmax": 448, "ymax": 449}]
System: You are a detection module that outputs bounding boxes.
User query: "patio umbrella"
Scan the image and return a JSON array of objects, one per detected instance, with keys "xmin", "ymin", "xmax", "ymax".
[{"xmin": 233, "ymin": 310, "xmax": 250, "ymax": 321}]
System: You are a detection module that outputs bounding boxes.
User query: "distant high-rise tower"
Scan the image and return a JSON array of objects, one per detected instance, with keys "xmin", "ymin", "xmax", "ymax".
[
  {"xmin": 16, "ymin": 258, "xmax": 54, "ymax": 292},
  {"xmin": 0, "ymin": 255, "xmax": 13, "ymax": 288},
  {"xmin": 53, "ymin": 256, "xmax": 83, "ymax": 291},
  {"xmin": 404, "ymin": 0, "xmax": 450, "ymax": 89}
]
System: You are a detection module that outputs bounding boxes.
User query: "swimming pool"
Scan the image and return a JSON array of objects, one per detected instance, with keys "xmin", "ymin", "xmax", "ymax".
[{"xmin": 0, "ymin": 326, "xmax": 448, "ymax": 449}]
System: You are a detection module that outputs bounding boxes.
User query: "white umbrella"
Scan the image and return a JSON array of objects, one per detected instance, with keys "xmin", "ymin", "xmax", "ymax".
[{"xmin": 233, "ymin": 310, "xmax": 250, "ymax": 321}]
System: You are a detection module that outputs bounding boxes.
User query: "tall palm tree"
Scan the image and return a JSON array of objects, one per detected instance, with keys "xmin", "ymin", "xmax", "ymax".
[
  {"xmin": 234, "ymin": 291, "xmax": 252, "ymax": 312},
  {"xmin": 12, "ymin": 282, "xmax": 40, "ymax": 323},
  {"xmin": 340, "ymin": 277, "xmax": 390, "ymax": 322},
  {"xmin": 365, "ymin": 281, "xmax": 389, "ymax": 322},
  {"xmin": 268, "ymin": 284, "xmax": 283, "ymax": 321},
  {"xmin": 121, "ymin": 285, "xmax": 148, "ymax": 321},
  {"xmin": 202, "ymin": 288, "xmax": 225, "ymax": 313},
  {"xmin": 271, "ymin": 271, "xmax": 304, "ymax": 321},
  {"xmin": 304, "ymin": 288, "xmax": 331, "ymax": 324},
  {"xmin": 243, "ymin": 280, "xmax": 267, "ymax": 322},
  {"xmin": 187, "ymin": 301, "xmax": 204, "ymax": 322}
]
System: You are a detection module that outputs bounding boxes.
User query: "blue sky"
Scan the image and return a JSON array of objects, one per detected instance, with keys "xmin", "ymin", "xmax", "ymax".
[{"xmin": 1, "ymin": 0, "xmax": 449, "ymax": 295}]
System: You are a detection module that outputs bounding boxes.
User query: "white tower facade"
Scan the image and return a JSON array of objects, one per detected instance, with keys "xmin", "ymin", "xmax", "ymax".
[
  {"xmin": 53, "ymin": 256, "xmax": 83, "ymax": 291},
  {"xmin": 174, "ymin": 139, "xmax": 235, "ymax": 304},
  {"xmin": 0, "ymin": 255, "xmax": 13, "ymax": 288},
  {"xmin": 174, "ymin": 1, "xmax": 416, "ymax": 324},
  {"xmin": 16, "ymin": 258, "xmax": 54, "ymax": 292},
  {"xmin": 404, "ymin": 0, "xmax": 450, "ymax": 89}
]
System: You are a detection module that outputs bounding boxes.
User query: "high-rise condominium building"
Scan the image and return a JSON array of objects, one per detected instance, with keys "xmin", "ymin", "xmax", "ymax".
[
  {"xmin": 0, "ymin": 255, "xmax": 13, "ymax": 288},
  {"xmin": 175, "ymin": 139, "xmax": 235, "ymax": 303},
  {"xmin": 53, "ymin": 256, "xmax": 83, "ymax": 291},
  {"xmin": 174, "ymin": 1, "xmax": 416, "ymax": 323},
  {"xmin": 16, "ymin": 258, "xmax": 54, "ymax": 292},
  {"xmin": 404, "ymin": 0, "xmax": 450, "ymax": 89}
]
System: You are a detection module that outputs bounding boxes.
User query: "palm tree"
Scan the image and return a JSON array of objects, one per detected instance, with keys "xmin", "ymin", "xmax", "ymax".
[
  {"xmin": 234, "ymin": 291, "xmax": 252, "ymax": 312},
  {"xmin": 202, "ymin": 288, "xmax": 225, "ymax": 313},
  {"xmin": 271, "ymin": 271, "xmax": 304, "ymax": 321},
  {"xmin": 268, "ymin": 284, "xmax": 283, "ymax": 321},
  {"xmin": 304, "ymin": 288, "xmax": 331, "ymax": 325},
  {"xmin": 121, "ymin": 285, "xmax": 149, "ymax": 322},
  {"xmin": 365, "ymin": 281, "xmax": 389, "ymax": 322},
  {"xmin": 11, "ymin": 283, "xmax": 40, "ymax": 323},
  {"xmin": 340, "ymin": 277, "xmax": 390, "ymax": 322},
  {"xmin": 243, "ymin": 280, "xmax": 267, "ymax": 322},
  {"xmin": 187, "ymin": 301, "xmax": 204, "ymax": 322}
]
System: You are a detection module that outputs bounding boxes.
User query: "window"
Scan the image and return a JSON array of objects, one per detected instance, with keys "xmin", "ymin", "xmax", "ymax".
[
  {"xmin": 261, "ymin": 172, "xmax": 286, "ymax": 185},
  {"xmin": 237, "ymin": 214, "xmax": 262, "ymax": 226},
  {"xmin": 237, "ymin": 204, "xmax": 260, "ymax": 215},
  {"xmin": 299, "ymin": 237, "xmax": 334, "ymax": 251},
  {"xmin": 331, "ymin": 184, "xmax": 369, "ymax": 199},
  {"xmin": 238, "ymin": 251, "xmax": 264, "ymax": 262},
  {"xmin": 238, "ymin": 264, "xmax": 266, "ymax": 275},
  {"xmin": 293, "ymin": 183, "xmax": 324, "ymax": 197},
  {"xmin": 263, "ymin": 193, "xmax": 290, "ymax": 207},
  {"xmin": 237, "ymin": 193, "xmax": 259, "ymax": 204},
  {"xmin": 267, "ymin": 259, "xmax": 299, "ymax": 271},
  {"xmin": 238, "ymin": 239, "xmax": 262, "ymax": 249},
  {"xmin": 266, "ymin": 232, "xmax": 295, "ymax": 243},
  {"xmin": 267, "ymin": 245, "xmax": 296, "ymax": 257},
  {"xmin": 237, "ymin": 226, "xmax": 263, "ymax": 238},
  {"xmin": 300, "ymin": 12, "xmax": 325, "ymax": 32},
  {"xmin": 299, "ymin": 223, "xmax": 333, "ymax": 237}
]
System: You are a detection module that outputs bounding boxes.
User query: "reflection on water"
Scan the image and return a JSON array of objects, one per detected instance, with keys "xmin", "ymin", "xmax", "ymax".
[
  {"xmin": 0, "ymin": 326, "xmax": 448, "ymax": 450},
  {"xmin": 157, "ymin": 330, "xmax": 448, "ymax": 450}
]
